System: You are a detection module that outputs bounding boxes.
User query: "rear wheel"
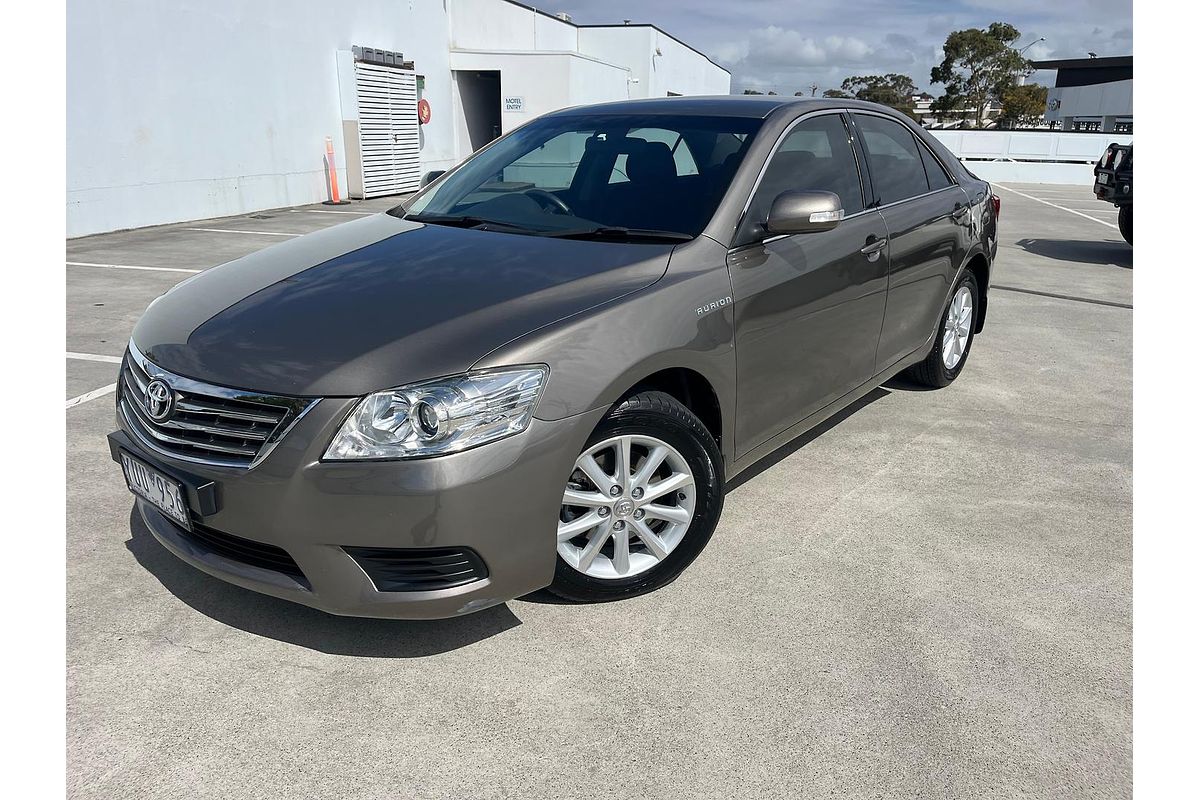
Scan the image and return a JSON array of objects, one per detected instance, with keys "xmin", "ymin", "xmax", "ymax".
[
  {"xmin": 1118, "ymin": 205, "xmax": 1132, "ymax": 245},
  {"xmin": 548, "ymin": 391, "xmax": 723, "ymax": 603},
  {"xmin": 904, "ymin": 270, "xmax": 979, "ymax": 388}
]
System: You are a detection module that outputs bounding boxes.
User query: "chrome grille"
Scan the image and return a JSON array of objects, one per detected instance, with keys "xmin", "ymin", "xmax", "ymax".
[{"xmin": 118, "ymin": 342, "xmax": 316, "ymax": 469}]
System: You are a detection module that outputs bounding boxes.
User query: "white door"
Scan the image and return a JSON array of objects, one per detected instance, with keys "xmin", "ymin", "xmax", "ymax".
[{"xmin": 354, "ymin": 62, "xmax": 421, "ymax": 197}]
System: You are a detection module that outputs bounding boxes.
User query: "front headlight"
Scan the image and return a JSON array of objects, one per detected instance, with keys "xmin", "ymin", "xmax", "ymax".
[{"xmin": 324, "ymin": 366, "xmax": 548, "ymax": 460}]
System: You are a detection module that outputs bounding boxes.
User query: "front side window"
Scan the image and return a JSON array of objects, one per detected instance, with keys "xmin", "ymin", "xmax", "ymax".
[
  {"xmin": 739, "ymin": 114, "xmax": 864, "ymax": 245},
  {"xmin": 401, "ymin": 113, "xmax": 762, "ymax": 239},
  {"xmin": 853, "ymin": 114, "xmax": 931, "ymax": 205}
]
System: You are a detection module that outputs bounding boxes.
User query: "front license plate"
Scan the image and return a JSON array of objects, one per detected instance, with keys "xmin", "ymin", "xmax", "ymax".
[
  {"xmin": 121, "ymin": 451, "xmax": 192, "ymax": 531},
  {"xmin": 1096, "ymin": 172, "xmax": 1110, "ymax": 184}
]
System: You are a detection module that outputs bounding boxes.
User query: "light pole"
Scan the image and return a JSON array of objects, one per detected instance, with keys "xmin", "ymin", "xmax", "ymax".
[{"xmin": 1017, "ymin": 37, "xmax": 1046, "ymax": 85}]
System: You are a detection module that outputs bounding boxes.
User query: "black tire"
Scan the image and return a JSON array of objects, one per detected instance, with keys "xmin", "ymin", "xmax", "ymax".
[
  {"xmin": 1118, "ymin": 205, "xmax": 1132, "ymax": 245},
  {"xmin": 547, "ymin": 391, "xmax": 724, "ymax": 603},
  {"xmin": 904, "ymin": 270, "xmax": 980, "ymax": 389}
]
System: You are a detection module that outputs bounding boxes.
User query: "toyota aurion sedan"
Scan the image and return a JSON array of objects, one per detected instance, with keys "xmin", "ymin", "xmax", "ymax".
[{"xmin": 110, "ymin": 97, "xmax": 998, "ymax": 618}]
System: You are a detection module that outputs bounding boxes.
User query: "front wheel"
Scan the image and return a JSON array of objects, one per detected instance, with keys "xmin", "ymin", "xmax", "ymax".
[
  {"xmin": 904, "ymin": 270, "xmax": 979, "ymax": 388},
  {"xmin": 1118, "ymin": 205, "xmax": 1132, "ymax": 245},
  {"xmin": 548, "ymin": 391, "xmax": 724, "ymax": 603}
]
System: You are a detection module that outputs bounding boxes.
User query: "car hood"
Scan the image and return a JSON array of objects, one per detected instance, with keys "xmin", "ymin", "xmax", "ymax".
[{"xmin": 133, "ymin": 214, "xmax": 673, "ymax": 396}]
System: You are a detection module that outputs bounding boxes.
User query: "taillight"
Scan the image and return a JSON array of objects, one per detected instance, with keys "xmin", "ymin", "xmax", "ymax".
[{"xmin": 991, "ymin": 194, "xmax": 1000, "ymax": 219}]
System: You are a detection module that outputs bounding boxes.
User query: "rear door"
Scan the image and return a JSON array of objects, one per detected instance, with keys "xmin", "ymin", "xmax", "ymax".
[
  {"xmin": 728, "ymin": 111, "xmax": 890, "ymax": 459},
  {"xmin": 850, "ymin": 112, "xmax": 969, "ymax": 371}
]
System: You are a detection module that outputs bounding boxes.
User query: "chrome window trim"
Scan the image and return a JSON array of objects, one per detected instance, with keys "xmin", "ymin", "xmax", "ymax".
[
  {"xmin": 121, "ymin": 340, "xmax": 319, "ymax": 471},
  {"xmin": 724, "ymin": 104, "xmax": 969, "ymax": 251}
]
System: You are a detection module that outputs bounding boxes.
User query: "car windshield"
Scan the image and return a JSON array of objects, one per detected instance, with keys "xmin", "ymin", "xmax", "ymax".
[{"xmin": 396, "ymin": 113, "xmax": 763, "ymax": 240}]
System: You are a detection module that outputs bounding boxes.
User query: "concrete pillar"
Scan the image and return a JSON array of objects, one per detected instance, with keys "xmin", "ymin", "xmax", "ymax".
[
  {"xmin": 1101, "ymin": 115, "xmax": 1119, "ymax": 133},
  {"xmin": 1061, "ymin": 116, "xmax": 1074, "ymax": 132}
]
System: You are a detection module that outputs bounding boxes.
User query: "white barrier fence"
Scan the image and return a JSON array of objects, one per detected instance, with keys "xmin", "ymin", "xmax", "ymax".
[{"xmin": 929, "ymin": 130, "xmax": 1133, "ymax": 185}]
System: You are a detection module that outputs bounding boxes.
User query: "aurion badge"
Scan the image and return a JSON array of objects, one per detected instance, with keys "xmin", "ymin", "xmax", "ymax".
[{"xmin": 144, "ymin": 378, "xmax": 175, "ymax": 422}]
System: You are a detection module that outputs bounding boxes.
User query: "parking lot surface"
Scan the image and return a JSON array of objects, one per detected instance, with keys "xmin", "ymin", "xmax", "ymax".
[{"xmin": 67, "ymin": 184, "xmax": 1131, "ymax": 798}]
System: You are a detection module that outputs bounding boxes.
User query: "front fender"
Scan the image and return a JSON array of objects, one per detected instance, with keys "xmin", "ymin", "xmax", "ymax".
[{"xmin": 472, "ymin": 236, "xmax": 737, "ymax": 462}]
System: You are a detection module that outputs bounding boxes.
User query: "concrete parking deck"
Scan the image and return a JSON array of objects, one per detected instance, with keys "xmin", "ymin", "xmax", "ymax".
[{"xmin": 66, "ymin": 185, "xmax": 1131, "ymax": 798}]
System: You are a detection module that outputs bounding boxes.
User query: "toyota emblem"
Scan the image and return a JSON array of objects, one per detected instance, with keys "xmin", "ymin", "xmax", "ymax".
[{"xmin": 144, "ymin": 378, "xmax": 175, "ymax": 422}]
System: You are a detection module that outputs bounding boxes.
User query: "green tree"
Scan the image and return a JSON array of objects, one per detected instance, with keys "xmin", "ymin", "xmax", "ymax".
[
  {"xmin": 930, "ymin": 22, "xmax": 1029, "ymax": 126},
  {"xmin": 999, "ymin": 83, "xmax": 1048, "ymax": 127},
  {"xmin": 840, "ymin": 73, "xmax": 918, "ymax": 111},
  {"xmin": 742, "ymin": 88, "xmax": 763, "ymax": 95},
  {"xmin": 822, "ymin": 88, "xmax": 852, "ymax": 99}
]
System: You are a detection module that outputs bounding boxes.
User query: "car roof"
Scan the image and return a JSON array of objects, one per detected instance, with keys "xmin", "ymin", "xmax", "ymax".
[{"xmin": 546, "ymin": 95, "xmax": 905, "ymax": 120}]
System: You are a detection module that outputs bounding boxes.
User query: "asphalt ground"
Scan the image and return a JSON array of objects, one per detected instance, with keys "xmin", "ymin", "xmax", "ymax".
[{"xmin": 66, "ymin": 184, "xmax": 1131, "ymax": 798}]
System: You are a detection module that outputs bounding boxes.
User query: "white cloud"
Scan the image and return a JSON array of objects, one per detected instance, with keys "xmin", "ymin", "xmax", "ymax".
[{"xmin": 719, "ymin": 27, "xmax": 874, "ymax": 68}]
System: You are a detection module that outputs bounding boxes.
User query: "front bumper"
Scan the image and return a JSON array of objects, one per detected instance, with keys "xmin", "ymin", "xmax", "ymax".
[{"xmin": 111, "ymin": 395, "xmax": 605, "ymax": 619}]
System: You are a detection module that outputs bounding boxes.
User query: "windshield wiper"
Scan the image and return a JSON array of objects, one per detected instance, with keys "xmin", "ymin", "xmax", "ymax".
[
  {"xmin": 405, "ymin": 213, "xmax": 536, "ymax": 233},
  {"xmin": 544, "ymin": 226, "xmax": 694, "ymax": 243}
]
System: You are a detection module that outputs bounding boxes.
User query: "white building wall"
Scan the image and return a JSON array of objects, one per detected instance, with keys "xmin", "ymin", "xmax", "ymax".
[
  {"xmin": 577, "ymin": 27, "xmax": 731, "ymax": 98},
  {"xmin": 449, "ymin": 0, "xmax": 577, "ymax": 51},
  {"xmin": 647, "ymin": 29, "xmax": 731, "ymax": 96},
  {"xmin": 68, "ymin": 0, "xmax": 731, "ymax": 236},
  {"xmin": 67, "ymin": 0, "xmax": 457, "ymax": 237},
  {"xmin": 448, "ymin": 50, "xmax": 630, "ymax": 150},
  {"xmin": 1045, "ymin": 79, "xmax": 1133, "ymax": 123},
  {"xmin": 578, "ymin": 28, "xmax": 653, "ymax": 98}
]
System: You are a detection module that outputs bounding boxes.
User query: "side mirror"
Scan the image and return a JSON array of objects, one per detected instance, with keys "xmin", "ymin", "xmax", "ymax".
[
  {"xmin": 765, "ymin": 190, "xmax": 844, "ymax": 234},
  {"xmin": 420, "ymin": 170, "xmax": 447, "ymax": 188}
]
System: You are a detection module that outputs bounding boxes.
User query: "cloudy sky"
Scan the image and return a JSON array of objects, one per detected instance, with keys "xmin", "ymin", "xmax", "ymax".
[{"xmin": 558, "ymin": 0, "xmax": 1132, "ymax": 95}]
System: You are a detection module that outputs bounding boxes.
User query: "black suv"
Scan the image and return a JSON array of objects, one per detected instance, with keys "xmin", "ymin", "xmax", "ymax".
[{"xmin": 1094, "ymin": 142, "xmax": 1132, "ymax": 245}]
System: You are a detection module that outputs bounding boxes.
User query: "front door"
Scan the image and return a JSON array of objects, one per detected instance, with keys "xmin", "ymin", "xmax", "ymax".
[{"xmin": 729, "ymin": 112, "xmax": 890, "ymax": 459}]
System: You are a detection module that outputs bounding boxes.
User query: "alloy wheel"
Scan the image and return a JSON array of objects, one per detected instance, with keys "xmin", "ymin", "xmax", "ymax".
[
  {"xmin": 558, "ymin": 434, "xmax": 696, "ymax": 579},
  {"xmin": 941, "ymin": 284, "xmax": 974, "ymax": 370}
]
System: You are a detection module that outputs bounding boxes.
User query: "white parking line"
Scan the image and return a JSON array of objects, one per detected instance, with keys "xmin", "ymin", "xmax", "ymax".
[
  {"xmin": 1032, "ymin": 206, "xmax": 1123, "ymax": 215},
  {"xmin": 66, "ymin": 383, "xmax": 118, "ymax": 409},
  {"xmin": 67, "ymin": 261, "xmax": 201, "ymax": 274},
  {"xmin": 184, "ymin": 227, "xmax": 299, "ymax": 237},
  {"xmin": 993, "ymin": 183, "xmax": 1119, "ymax": 230},
  {"xmin": 67, "ymin": 352, "xmax": 123, "ymax": 364},
  {"xmin": 288, "ymin": 209, "xmax": 375, "ymax": 216}
]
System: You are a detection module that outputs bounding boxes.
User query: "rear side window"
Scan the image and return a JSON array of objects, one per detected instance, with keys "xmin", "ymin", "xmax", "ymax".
[
  {"xmin": 741, "ymin": 114, "xmax": 864, "ymax": 243},
  {"xmin": 917, "ymin": 138, "xmax": 953, "ymax": 191},
  {"xmin": 853, "ymin": 114, "xmax": 930, "ymax": 205}
]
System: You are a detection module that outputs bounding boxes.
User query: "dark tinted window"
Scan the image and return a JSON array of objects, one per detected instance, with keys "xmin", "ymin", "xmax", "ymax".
[
  {"xmin": 741, "ymin": 114, "xmax": 864, "ymax": 243},
  {"xmin": 853, "ymin": 114, "xmax": 929, "ymax": 204},
  {"xmin": 917, "ymin": 138, "xmax": 953, "ymax": 190}
]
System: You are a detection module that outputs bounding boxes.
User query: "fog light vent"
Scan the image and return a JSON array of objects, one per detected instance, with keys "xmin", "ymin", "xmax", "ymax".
[{"xmin": 344, "ymin": 546, "xmax": 488, "ymax": 592}]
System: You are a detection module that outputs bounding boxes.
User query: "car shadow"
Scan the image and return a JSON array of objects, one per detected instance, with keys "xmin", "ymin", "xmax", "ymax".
[
  {"xmin": 124, "ymin": 508, "xmax": 522, "ymax": 658},
  {"xmin": 524, "ymin": 387, "xmax": 892, "ymax": 606},
  {"xmin": 1014, "ymin": 237, "xmax": 1132, "ymax": 268},
  {"xmin": 883, "ymin": 374, "xmax": 938, "ymax": 392},
  {"xmin": 725, "ymin": 386, "xmax": 890, "ymax": 492}
]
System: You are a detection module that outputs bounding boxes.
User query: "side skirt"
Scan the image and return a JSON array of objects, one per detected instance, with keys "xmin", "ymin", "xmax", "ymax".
[{"xmin": 724, "ymin": 341, "xmax": 931, "ymax": 484}]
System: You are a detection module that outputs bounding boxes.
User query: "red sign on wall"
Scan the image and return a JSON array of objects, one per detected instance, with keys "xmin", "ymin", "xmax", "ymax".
[{"xmin": 417, "ymin": 98, "xmax": 431, "ymax": 125}]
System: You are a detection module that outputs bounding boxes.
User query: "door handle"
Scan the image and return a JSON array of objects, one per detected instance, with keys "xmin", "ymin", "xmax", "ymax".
[
  {"xmin": 951, "ymin": 203, "xmax": 970, "ymax": 220},
  {"xmin": 860, "ymin": 237, "xmax": 888, "ymax": 261}
]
